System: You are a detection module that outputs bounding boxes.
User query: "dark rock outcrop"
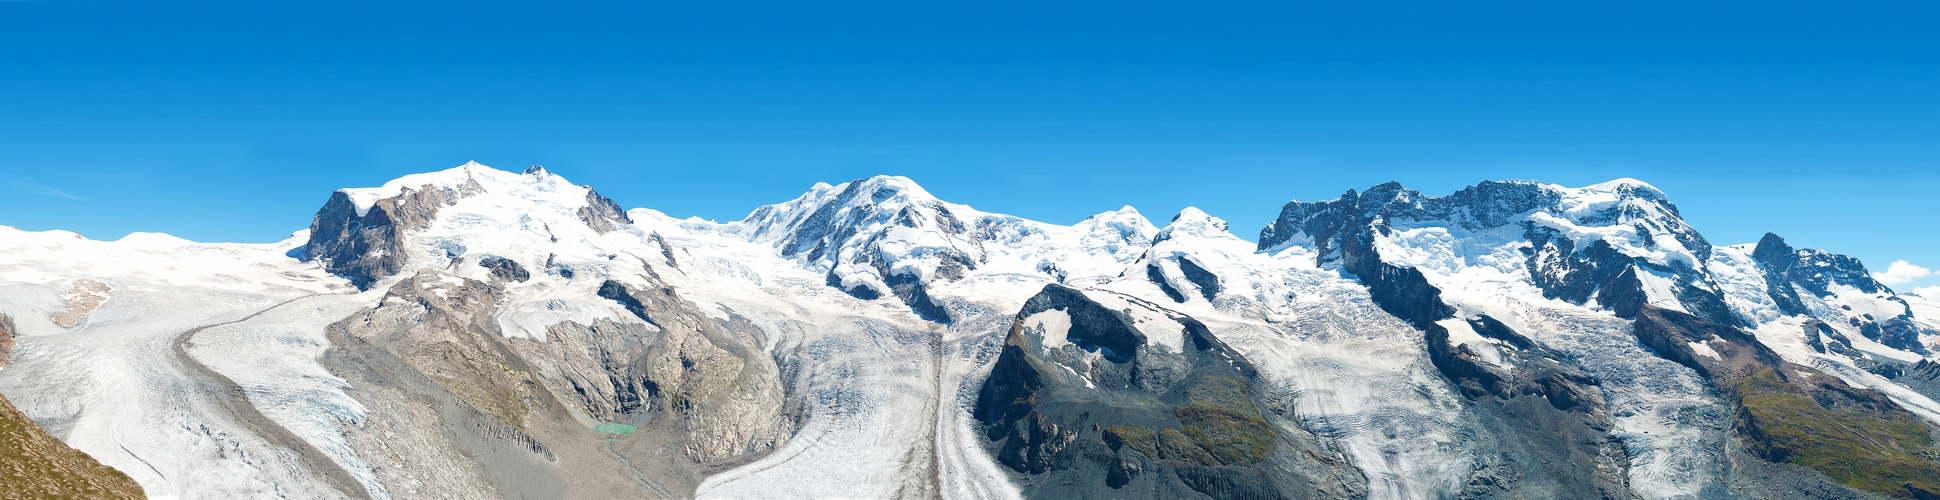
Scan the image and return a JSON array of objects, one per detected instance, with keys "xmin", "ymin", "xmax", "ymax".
[
  {"xmin": 1259, "ymin": 181, "xmax": 1637, "ymax": 498},
  {"xmin": 1355, "ymin": 262, "xmax": 1455, "ymax": 329},
  {"xmin": 1259, "ymin": 180, "xmax": 1562, "ymax": 253},
  {"xmin": 884, "ymin": 268, "xmax": 952, "ymax": 324},
  {"xmin": 1467, "ymin": 314, "xmax": 1536, "ymax": 350},
  {"xmin": 974, "ymin": 285, "xmax": 1366, "ymax": 499},
  {"xmin": 302, "ymin": 180, "xmax": 478, "ymax": 289},
  {"xmin": 647, "ymin": 231, "xmax": 681, "ymax": 269},
  {"xmin": 576, "ymin": 186, "xmax": 633, "ymax": 234},
  {"xmin": 1751, "ymin": 233, "xmax": 1931, "ymax": 353},
  {"xmin": 479, "ymin": 257, "xmax": 530, "ymax": 283},
  {"xmin": 1147, "ymin": 263, "xmax": 1188, "ymax": 303},
  {"xmin": 1259, "ymin": 179, "xmax": 1735, "ymax": 326},
  {"xmin": 1633, "ymin": 305, "xmax": 1784, "ymax": 380},
  {"xmin": 1418, "ymin": 311, "xmax": 1636, "ymax": 499},
  {"xmin": 1752, "ymin": 233, "xmax": 1811, "ymax": 316},
  {"xmin": 1176, "ymin": 257, "xmax": 1221, "ymax": 302}
]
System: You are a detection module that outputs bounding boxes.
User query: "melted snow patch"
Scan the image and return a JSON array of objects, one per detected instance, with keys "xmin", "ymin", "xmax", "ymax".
[
  {"xmin": 1688, "ymin": 341, "xmax": 1721, "ymax": 361},
  {"xmin": 495, "ymin": 297, "xmax": 630, "ymax": 342},
  {"xmin": 1023, "ymin": 309, "xmax": 1074, "ymax": 351},
  {"xmin": 1635, "ymin": 267, "xmax": 1691, "ymax": 314},
  {"xmin": 1437, "ymin": 318, "xmax": 1508, "ymax": 368}
]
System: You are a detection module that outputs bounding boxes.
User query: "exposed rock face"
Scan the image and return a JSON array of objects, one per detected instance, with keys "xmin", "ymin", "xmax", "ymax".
[
  {"xmin": 591, "ymin": 278, "xmax": 790, "ymax": 463},
  {"xmin": 0, "ymin": 392, "xmax": 144, "ymax": 500},
  {"xmin": 323, "ymin": 270, "xmax": 569, "ymax": 498},
  {"xmin": 49, "ymin": 278, "xmax": 111, "ymax": 328},
  {"xmin": 576, "ymin": 186, "xmax": 634, "ymax": 234},
  {"xmin": 1634, "ymin": 304, "xmax": 1940, "ymax": 498},
  {"xmin": 1752, "ymin": 233, "xmax": 1813, "ymax": 316},
  {"xmin": 1751, "ymin": 233, "xmax": 1931, "ymax": 353},
  {"xmin": 1260, "ymin": 181, "xmax": 1637, "ymax": 498},
  {"xmin": 303, "ymin": 181, "xmax": 476, "ymax": 289},
  {"xmin": 1174, "ymin": 257, "xmax": 1220, "ymax": 302},
  {"xmin": 1259, "ymin": 179, "xmax": 1708, "ymax": 258},
  {"xmin": 1146, "ymin": 262, "xmax": 1188, "ymax": 303},
  {"xmin": 0, "ymin": 314, "xmax": 14, "ymax": 368},
  {"xmin": 1146, "ymin": 256, "xmax": 1221, "ymax": 304},
  {"xmin": 1261, "ymin": 180, "xmax": 1744, "ymax": 327},
  {"xmin": 1413, "ymin": 305, "xmax": 1635, "ymax": 498},
  {"xmin": 1143, "ymin": 208, "xmax": 1226, "ymax": 304},
  {"xmin": 1891, "ymin": 358, "xmax": 1940, "ymax": 407},
  {"xmin": 320, "ymin": 266, "xmax": 791, "ymax": 498},
  {"xmin": 1356, "ymin": 262, "xmax": 1455, "ymax": 329},
  {"xmin": 646, "ymin": 232, "xmax": 680, "ymax": 269},
  {"xmin": 1526, "ymin": 224, "xmax": 1741, "ymax": 325},
  {"xmin": 974, "ymin": 284, "xmax": 1366, "ymax": 499},
  {"xmin": 1263, "ymin": 182, "xmax": 1571, "ymax": 318},
  {"xmin": 478, "ymin": 256, "xmax": 530, "ymax": 282},
  {"xmin": 883, "ymin": 265, "xmax": 953, "ymax": 323},
  {"xmin": 1754, "ymin": 233, "xmax": 1889, "ymax": 297}
]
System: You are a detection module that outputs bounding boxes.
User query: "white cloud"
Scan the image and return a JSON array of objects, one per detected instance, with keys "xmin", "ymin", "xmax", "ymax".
[
  {"xmin": 7, "ymin": 177, "xmax": 83, "ymax": 200},
  {"xmin": 1914, "ymin": 286, "xmax": 1940, "ymax": 298},
  {"xmin": 1874, "ymin": 260, "xmax": 1932, "ymax": 285}
]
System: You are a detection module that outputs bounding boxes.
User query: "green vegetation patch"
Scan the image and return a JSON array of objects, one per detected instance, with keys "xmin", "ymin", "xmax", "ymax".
[
  {"xmin": 1177, "ymin": 377, "xmax": 1276, "ymax": 466},
  {"xmin": 1733, "ymin": 368, "xmax": 1940, "ymax": 497},
  {"xmin": 1103, "ymin": 425, "xmax": 1159, "ymax": 459},
  {"xmin": 1097, "ymin": 377, "xmax": 1279, "ymax": 467},
  {"xmin": 1159, "ymin": 428, "xmax": 1218, "ymax": 464}
]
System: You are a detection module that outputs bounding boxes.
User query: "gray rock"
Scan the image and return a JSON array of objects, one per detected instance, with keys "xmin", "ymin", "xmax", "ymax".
[{"xmin": 974, "ymin": 284, "xmax": 1368, "ymax": 499}]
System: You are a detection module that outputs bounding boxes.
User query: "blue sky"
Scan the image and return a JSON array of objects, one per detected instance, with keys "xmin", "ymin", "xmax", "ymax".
[{"xmin": 3, "ymin": 1, "xmax": 1937, "ymax": 291}]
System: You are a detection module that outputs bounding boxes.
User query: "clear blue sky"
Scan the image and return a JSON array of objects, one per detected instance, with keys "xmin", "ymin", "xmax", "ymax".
[{"xmin": 3, "ymin": 1, "xmax": 1937, "ymax": 290}]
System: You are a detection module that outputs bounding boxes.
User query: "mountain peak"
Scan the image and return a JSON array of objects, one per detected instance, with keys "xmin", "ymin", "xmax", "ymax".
[
  {"xmin": 1145, "ymin": 208, "xmax": 1237, "ymax": 255},
  {"xmin": 740, "ymin": 175, "xmax": 954, "ymax": 255},
  {"xmin": 304, "ymin": 162, "xmax": 633, "ymax": 289},
  {"xmin": 1582, "ymin": 177, "xmax": 1666, "ymax": 200},
  {"xmin": 1077, "ymin": 205, "xmax": 1148, "ymax": 224},
  {"xmin": 1157, "ymin": 207, "xmax": 1231, "ymax": 240},
  {"xmin": 847, "ymin": 175, "xmax": 937, "ymax": 201},
  {"xmin": 1169, "ymin": 206, "xmax": 1213, "ymax": 223}
]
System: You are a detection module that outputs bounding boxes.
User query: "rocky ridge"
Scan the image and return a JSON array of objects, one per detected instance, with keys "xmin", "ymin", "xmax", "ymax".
[{"xmin": 974, "ymin": 284, "xmax": 1365, "ymax": 499}]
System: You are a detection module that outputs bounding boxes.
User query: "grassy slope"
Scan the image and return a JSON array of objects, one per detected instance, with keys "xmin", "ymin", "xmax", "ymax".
[
  {"xmin": 1639, "ymin": 305, "xmax": 1940, "ymax": 498},
  {"xmin": 0, "ymin": 393, "xmax": 144, "ymax": 500},
  {"xmin": 1732, "ymin": 368, "xmax": 1940, "ymax": 497},
  {"xmin": 1101, "ymin": 376, "xmax": 1276, "ymax": 467}
]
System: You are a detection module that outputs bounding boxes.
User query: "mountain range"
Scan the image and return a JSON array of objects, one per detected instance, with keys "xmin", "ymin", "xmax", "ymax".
[{"xmin": 3, "ymin": 162, "xmax": 1939, "ymax": 499}]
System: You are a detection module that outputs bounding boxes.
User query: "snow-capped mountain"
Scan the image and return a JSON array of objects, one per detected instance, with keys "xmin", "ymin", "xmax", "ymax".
[
  {"xmin": 732, "ymin": 174, "xmax": 1158, "ymax": 322},
  {"xmin": 3, "ymin": 162, "xmax": 1939, "ymax": 499}
]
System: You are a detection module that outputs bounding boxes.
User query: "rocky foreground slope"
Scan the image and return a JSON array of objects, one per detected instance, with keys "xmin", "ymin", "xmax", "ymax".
[
  {"xmin": 2, "ymin": 163, "xmax": 1939, "ymax": 499},
  {"xmin": 0, "ymin": 316, "xmax": 144, "ymax": 500}
]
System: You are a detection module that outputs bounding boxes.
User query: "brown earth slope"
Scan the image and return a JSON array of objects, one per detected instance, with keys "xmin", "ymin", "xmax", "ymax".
[{"xmin": 0, "ymin": 392, "xmax": 144, "ymax": 500}]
